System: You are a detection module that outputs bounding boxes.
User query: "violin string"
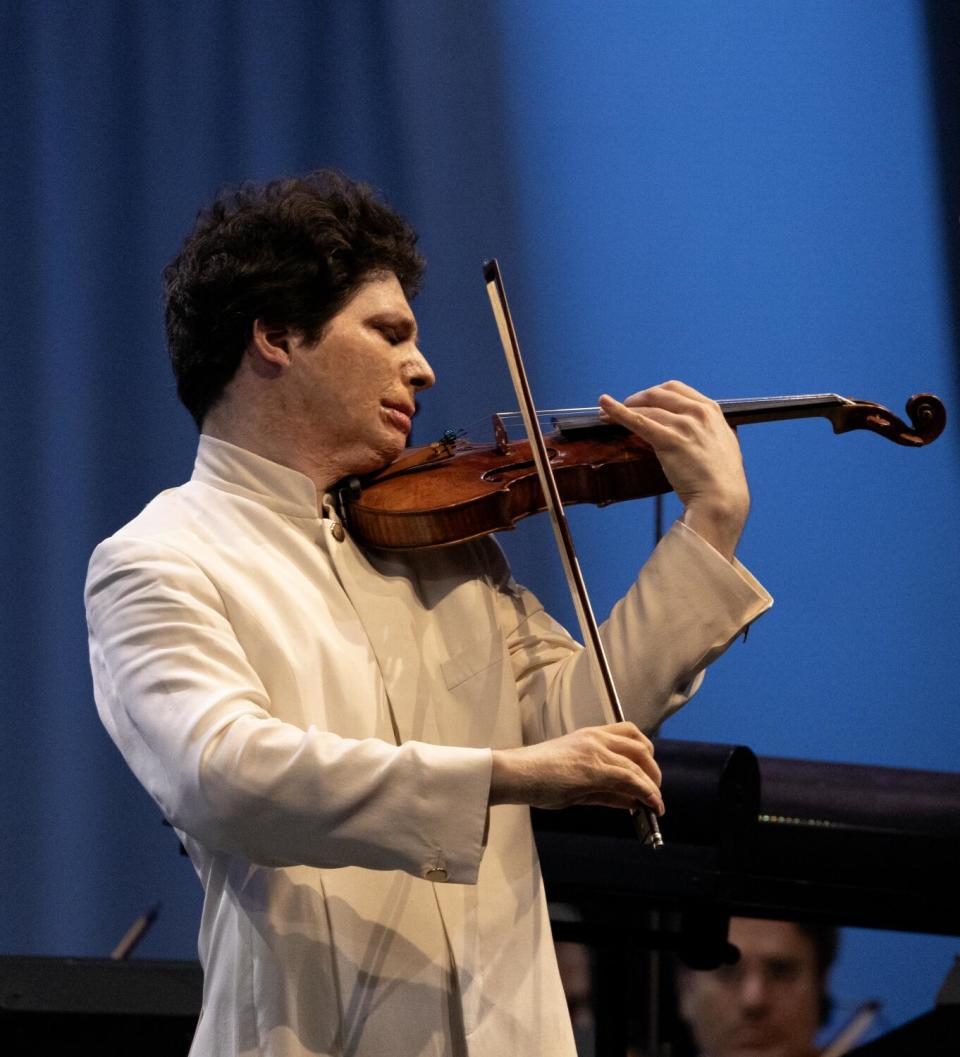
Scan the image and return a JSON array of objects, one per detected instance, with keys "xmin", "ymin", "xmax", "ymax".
[
  {"xmin": 492, "ymin": 408, "xmax": 602, "ymax": 438},
  {"xmin": 452, "ymin": 396, "xmax": 849, "ymax": 446},
  {"xmin": 435, "ymin": 409, "xmax": 600, "ymax": 447},
  {"xmin": 496, "ymin": 407, "xmax": 600, "ymax": 421}
]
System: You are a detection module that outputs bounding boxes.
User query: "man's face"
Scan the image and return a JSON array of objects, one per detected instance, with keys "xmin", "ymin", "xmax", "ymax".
[
  {"xmin": 285, "ymin": 272, "xmax": 435, "ymax": 481},
  {"xmin": 677, "ymin": 919, "xmax": 822, "ymax": 1057}
]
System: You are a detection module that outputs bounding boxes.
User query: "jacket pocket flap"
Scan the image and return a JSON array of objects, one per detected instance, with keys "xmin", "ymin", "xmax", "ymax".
[{"xmin": 440, "ymin": 636, "xmax": 505, "ymax": 690}]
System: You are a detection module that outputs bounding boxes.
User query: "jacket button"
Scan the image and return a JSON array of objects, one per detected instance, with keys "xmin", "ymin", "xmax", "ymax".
[
  {"xmin": 330, "ymin": 522, "xmax": 345, "ymax": 542},
  {"xmin": 423, "ymin": 867, "xmax": 448, "ymax": 883}
]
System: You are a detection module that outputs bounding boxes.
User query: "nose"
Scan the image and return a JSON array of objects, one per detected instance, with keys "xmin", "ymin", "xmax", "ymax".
[
  {"xmin": 405, "ymin": 347, "xmax": 436, "ymax": 392},
  {"xmin": 738, "ymin": 971, "xmax": 771, "ymax": 1014}
]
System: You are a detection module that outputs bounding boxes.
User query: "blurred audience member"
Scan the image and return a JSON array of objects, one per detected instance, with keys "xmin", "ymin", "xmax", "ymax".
[
  {"xmin": 676, "ymin": 917, "xmax": 838, "ymax": 1057},
  {"xmin": 555, "ymin": 939, "xmax": 596, "ymax": 1056}
]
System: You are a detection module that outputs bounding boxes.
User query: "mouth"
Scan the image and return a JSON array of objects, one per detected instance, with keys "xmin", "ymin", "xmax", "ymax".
[
  {"xmin": 381, "ymin": 401, "xmax": 414, "ymax": 436},
  {"xmin": 729, "ymin": 1028, "xmax": 778, "ymax": 1050}
]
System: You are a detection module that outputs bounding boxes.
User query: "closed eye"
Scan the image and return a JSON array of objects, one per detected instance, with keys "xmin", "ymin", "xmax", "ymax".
[
  {"xmin": 369, "ymin": 312, "xmax": 417, "ymax": 346},
  {"xmin": 376, "ymin": 325, "xmax": 401, "ymax": 344}
]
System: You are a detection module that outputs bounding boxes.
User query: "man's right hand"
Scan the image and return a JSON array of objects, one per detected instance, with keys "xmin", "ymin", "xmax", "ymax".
[{"xmin": 489, "ymin": 722, "xmax": 664, "ymax": 815}]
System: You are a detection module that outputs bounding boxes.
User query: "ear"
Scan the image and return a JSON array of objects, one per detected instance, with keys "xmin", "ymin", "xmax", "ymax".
[{"xmin": 250, "ymin": 319, "xmax": 294, "ymax": 367}]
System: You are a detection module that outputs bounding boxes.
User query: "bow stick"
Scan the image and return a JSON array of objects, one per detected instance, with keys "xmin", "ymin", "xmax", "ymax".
[{"xmin": 483, "ymin": 259, "xmax": 663, "ymax": 849}]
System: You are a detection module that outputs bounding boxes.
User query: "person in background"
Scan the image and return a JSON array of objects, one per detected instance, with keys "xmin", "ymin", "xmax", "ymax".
[
  {"xmin": 675, "ymin": 917, "xmax": 839, "ymax": 1057},
  {"xmin": 555, "ymin": 938, "xmax": 596, "ymax": 1056}
]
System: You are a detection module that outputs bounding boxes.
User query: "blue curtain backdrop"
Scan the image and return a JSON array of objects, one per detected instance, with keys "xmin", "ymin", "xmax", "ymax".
[{"xmin": 2, "ymin": 0, "xmax": 957, "ymax": 1042}]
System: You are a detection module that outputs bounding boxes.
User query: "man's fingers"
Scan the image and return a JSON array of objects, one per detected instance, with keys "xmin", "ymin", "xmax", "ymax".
[
  {"xmin": 603, "ymin": 735, "xmax": 662, "ymax": 786},
  {"xmin": 602, "ymin": 387, "xmax": 722, "ymax": 430},
  {"xmin": 622, "ymin": 380, "xmax": 715, "ymax": 410},
  {"xmin": 613, "ymin": 765, "xmax": 663, "ymax": 811},
  {"xmin": 592, "ymin": 726, "xmax": 660, "ymax": 779},
  {"xmin": 587, "ymin": 726, "xmax": 663, "ymax": 811},
  {"xmin": 598, "ymin": 393, "xmax": 696, "ymax": 450},
  {"xmin": 603, "ymin": 720, "xmax": 655, "ymax": 753},
  {"xmin": 599, "ymin": 764, "xmax": 665, "ymax": 815},
  {"xmin": 581, "ymin": 790, "xmax": 661, "ymax": 812},
  {"xmin": 579, "ymin": 722, "xmax": 661, "ymax": 785}
]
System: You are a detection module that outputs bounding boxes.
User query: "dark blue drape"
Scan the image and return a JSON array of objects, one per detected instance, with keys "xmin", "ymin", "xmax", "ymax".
[
  {"xmin": 2, "ymin": 0, "xmax": 958, "ymax": 1040},
  {"xmin": 0, "ymin": 0, "xmax": 527, "ymax": 960}
]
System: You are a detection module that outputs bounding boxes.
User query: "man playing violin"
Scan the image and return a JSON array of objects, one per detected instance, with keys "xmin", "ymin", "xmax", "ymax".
[{"xmin": 85, "ymin": 171, "xmax": 770, "ymax": 1057}]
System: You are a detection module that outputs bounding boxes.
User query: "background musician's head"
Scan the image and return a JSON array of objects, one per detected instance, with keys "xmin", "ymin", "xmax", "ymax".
[{"xmin": 676, "ymin": 917, "xmax": 838, "ymax": 1057}]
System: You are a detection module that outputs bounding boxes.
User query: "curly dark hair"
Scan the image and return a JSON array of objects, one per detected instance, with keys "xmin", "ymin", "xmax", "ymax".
[
  {"xmin": 796, "ymin": 921, "xmax": 839, "ymax": 981},
  {"xmin": 163, "ymin": 170, "xmax": 425, "ymax": 428}
]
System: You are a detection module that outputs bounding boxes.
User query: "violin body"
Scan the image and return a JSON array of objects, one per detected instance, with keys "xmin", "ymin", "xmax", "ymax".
[
  {"xmin": 341, "ymin": 392, "xmax": 946, "ymax": 551},
  {"xmin": 345, "ymin": 429, "xmax": 671, "ymax": 550}
]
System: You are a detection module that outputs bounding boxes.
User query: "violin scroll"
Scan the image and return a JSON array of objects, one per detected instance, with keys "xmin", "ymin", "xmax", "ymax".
[{"xmin": 830, "ymin": 393, "xmax": 946, "ymax": 447}]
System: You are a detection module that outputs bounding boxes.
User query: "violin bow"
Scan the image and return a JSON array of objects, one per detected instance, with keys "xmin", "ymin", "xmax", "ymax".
[{"xmin": 483, "ymin": 259, "xmax": 663, "ymax": 849}]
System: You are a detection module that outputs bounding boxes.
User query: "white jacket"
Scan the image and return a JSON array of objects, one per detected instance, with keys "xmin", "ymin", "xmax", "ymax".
[{"xmin": 85, "ymin": 435, "xmax": 771, "ymax": 1056}]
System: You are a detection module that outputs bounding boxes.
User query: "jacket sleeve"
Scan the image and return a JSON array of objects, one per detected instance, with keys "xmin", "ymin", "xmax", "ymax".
[
  {"xmin": 85, "ymin": 535, "xmax": 492, "ymax": 882},
  {"xmin": 483, "ymin": 520, "xmax": 773, "ymax": 742}
]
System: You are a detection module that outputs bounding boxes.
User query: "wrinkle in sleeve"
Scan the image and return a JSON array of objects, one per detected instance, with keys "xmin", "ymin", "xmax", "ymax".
[
  {"xmin": 479, "ymin": 523, "xmax": 772, "ymax": 742},
  {"xmin": 85, "ymin": 536, "xmax": 491, "ymax": 882}
]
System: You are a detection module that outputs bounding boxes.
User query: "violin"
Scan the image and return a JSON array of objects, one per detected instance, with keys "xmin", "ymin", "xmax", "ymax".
[{"xmin": 341, "ymin": 390, "xmax": 946, "ymax": 551}]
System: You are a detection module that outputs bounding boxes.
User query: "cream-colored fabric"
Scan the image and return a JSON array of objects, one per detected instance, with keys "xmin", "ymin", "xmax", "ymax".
[{"xmin": 85, "ymin": 435, "xmax": 771, "ymax": 1057}]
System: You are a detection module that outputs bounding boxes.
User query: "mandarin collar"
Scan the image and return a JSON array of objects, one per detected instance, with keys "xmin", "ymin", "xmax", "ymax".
[{"xmin": 191, "ymin": 435, "xmax": 326, "ymax": 518}]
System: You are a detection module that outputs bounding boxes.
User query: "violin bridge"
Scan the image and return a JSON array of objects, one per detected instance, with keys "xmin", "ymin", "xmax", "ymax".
[{"xmin": 492, "ymin": 414, "xmax": 510, "ymax": 455}]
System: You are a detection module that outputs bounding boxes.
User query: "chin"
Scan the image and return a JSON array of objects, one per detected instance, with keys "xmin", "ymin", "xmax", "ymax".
[
  {"xmin": 353, "ymin": 439, "xmax": 405, "ymax": 477},
  {"xmin": 378, "ymin": 434, "xmax": 408, "ymax": 465}
]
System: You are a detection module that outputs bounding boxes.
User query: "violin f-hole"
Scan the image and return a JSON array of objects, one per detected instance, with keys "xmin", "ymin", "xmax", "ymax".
[{"xmin": 481, "ymin": 448, "xmax": 560, "ymax": 483}]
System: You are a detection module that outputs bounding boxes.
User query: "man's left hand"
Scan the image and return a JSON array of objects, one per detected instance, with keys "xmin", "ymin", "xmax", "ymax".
[{"xmin": 599, "ymin": 380, "xmax": 750, "ymax": 561}]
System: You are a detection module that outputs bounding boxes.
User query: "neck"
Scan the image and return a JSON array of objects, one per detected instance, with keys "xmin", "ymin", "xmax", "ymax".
[{"xmin": 202, "ymin": 402, "xmax": 342, "ymax": 497}]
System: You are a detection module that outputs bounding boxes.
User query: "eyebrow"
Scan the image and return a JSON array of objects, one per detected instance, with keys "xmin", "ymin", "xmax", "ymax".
[{"xmin": 368, "ymin": 311, "xmax": 418, "ymax": 340}]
